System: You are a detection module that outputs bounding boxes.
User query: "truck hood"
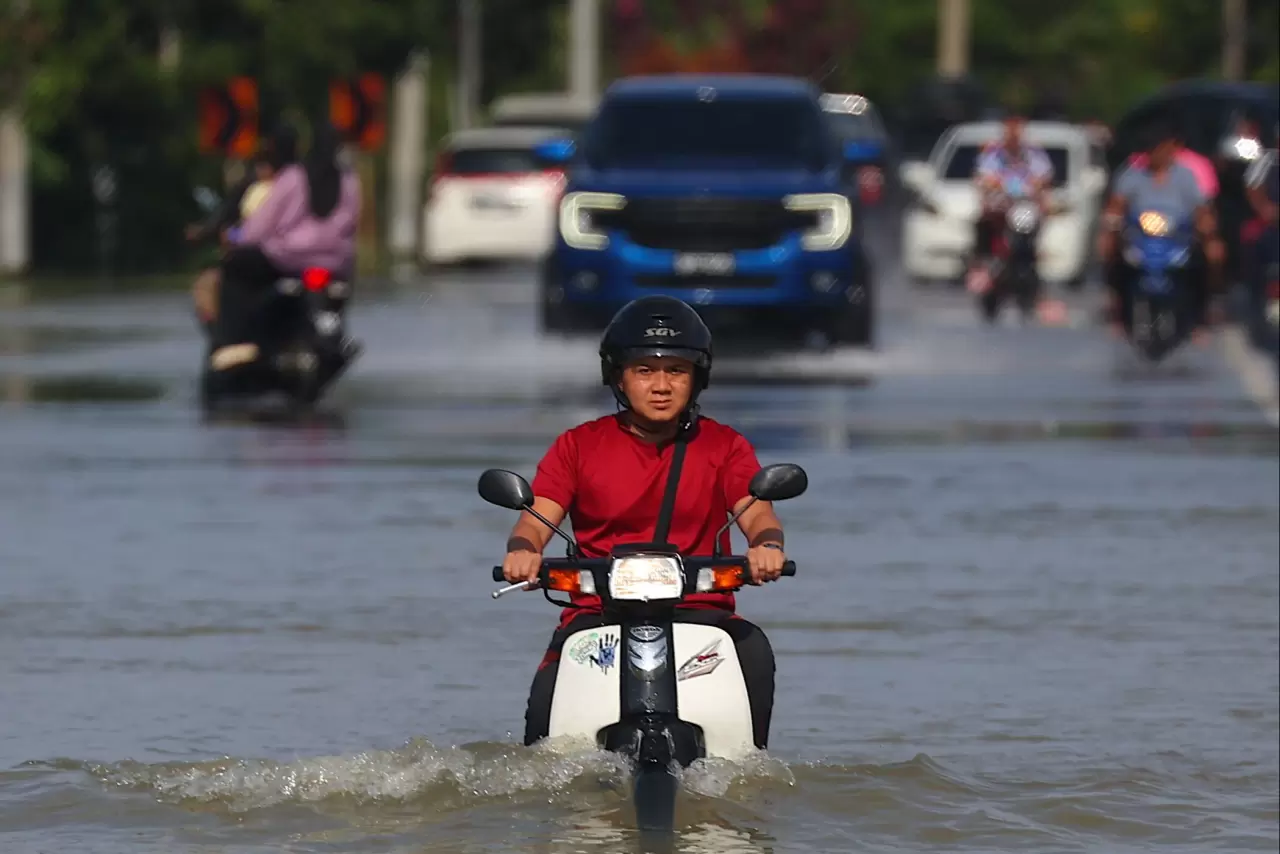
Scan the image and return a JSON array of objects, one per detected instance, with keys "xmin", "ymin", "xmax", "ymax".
[{"xmin": 567, "ymin": 166, "xmax": 841, "ymax": 198}]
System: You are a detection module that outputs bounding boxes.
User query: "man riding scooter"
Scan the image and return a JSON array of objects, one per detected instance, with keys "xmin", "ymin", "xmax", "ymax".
[
  {"xmin": 966, "ymin": 115, "xmax": 1055, "ymax": 303},
  {"xmin": 1097, "ymin": 118, "xmax": 1224, "ymax": 344},
  {"xmin": 501, "ymin": 296, "xmax": 788, "ymax": 751}
]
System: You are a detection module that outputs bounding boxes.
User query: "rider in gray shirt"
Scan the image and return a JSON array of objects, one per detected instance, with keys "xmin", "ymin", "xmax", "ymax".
[
  {"xmin": 1097, "ymin": 117, "xmax": 1223, "ymax": 341},
  {"xmin": 1113, "ymin": 159, "xmax": 1205, "ymax": 222}
]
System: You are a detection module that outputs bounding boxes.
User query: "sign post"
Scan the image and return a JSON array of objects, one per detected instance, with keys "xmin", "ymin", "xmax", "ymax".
[
  {"xmin": 198, "ymin": 77, "xmax": 260, "ymax": 158},
  {"xmin": 330, "ymin": 75, "xmax": 387, "ymax": 276}
]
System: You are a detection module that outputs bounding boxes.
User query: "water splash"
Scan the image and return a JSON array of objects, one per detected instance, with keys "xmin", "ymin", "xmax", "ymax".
[{"xmin": 43, "ymin": 738, "xmax": 797, "ymax": 814}]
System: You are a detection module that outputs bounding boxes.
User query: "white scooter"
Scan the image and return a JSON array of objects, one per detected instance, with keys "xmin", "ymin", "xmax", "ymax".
[{"xmin": 478, "ymin": 462, "xmax": 807, "ymax": 833}]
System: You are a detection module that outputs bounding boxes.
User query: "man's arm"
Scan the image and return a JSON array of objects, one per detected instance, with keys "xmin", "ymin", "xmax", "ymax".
[
  {"xmin": 1096, "ymin": 191, "xmax": 1128, "ymax": 261},
  {"xmin": 1097, "ymin": 167, "xmax": 1136, "ymax": 261},
  {"xmin": 1031, "ymin": 147, "xmax": 1054, "ymax": 206},
  {"xmin": 506, "ymin": 498, "xmax": 568, "ymax": 555},
  {"xmin": 733, "ymin": 497, "xmax": 783, "ymax": 547},
  {"xmin": 1193, "ymin": 201, "xmax": 1217, "ymax": 240},
  {"xmin": 733, "ymin": 496, "xmax": 786, "ymax": 584},
  {"xmin": 1246, "ymin": 183, "xmax": 1278, "ymax": 223},
  {"xmin": 1245, "ymin": 152, "xmax": 1277, "ymax": 223},
  {"xmin": 974, "ymin": 147, "xmax": 1002, "ymax": 191},
  {"xmin": 502, "ymin": 431, "xmax": 577, "ymax": 584}
]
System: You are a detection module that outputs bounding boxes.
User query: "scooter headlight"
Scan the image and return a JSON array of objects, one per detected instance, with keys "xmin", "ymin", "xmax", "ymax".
[
  {"xmin": 1008, "ymin": 200, "xmax": 1039, "ymax": 234},
  {"xmin": 559, "ymin": 191, "xmax": 626, "ymax": 250},
  {"xmin": 1232, "ymin": 136, "xmax": 1261, "ymax": 162},
  {"xmin": 1138, "ymin": 211, "xmax": 1170, "ymax": 237},
  {"xmin": 784, "ymin": 193, "xmax": 852, "ymax": 251},
  {"xmin": 609, "ymin": 554, "xmax": 684, "ymax": 602}
]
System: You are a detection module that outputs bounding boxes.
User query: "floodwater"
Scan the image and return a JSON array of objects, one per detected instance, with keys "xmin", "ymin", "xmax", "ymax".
[{"xmin": 0, "ymin": 267, "xmax": 1277, "ymax": 854}]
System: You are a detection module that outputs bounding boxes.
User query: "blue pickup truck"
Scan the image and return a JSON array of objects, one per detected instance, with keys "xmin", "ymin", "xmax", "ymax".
[{"xmin": 534, "ymin": 74, "xmax": 877, "ymax": 348}]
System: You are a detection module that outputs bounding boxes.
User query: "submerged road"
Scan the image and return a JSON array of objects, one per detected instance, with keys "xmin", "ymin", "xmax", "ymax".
[{"xmin": 0, "ymin": 266, "xmax": 1276, "ymax": 854}]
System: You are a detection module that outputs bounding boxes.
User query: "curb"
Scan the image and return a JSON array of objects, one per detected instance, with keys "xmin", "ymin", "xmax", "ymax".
[{"xmin": 1219, "ymin": 325, "xmax": 1280, "ymax": 427}]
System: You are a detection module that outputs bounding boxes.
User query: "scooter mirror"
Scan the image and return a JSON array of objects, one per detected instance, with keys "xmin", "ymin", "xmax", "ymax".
[
  {"xmin": 477, "ymin": 469, "xmax": 534, "ymax": 510},
  {"xmin": 748, "ymin": 463, "xmax": 808, "ymax": 502}
]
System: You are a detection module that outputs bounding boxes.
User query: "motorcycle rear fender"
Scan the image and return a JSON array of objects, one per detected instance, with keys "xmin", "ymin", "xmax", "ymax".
[{"xmin": 546, "ymin": 622, "xmax": 754, "ymax": 761}]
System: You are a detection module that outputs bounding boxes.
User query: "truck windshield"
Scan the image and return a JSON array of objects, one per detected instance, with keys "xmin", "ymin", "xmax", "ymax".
[{"xmin": 584, "ymin": 96, "xmax": 830, "ymax": 171}]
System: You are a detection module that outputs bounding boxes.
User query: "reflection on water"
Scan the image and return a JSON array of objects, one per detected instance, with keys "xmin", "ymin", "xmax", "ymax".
[{"xmin": 20, "ymin": 375, "xmax": 167, "ymax": 403}]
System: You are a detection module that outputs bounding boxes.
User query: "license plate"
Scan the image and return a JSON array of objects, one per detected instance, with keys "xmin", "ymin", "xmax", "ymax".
[
  {"xmin": 470, "ymin": 192, "xmax": 520, "ymax": 211},
  {"xmin": 674, "ymin": 252, "xmax": 735, "ymax": 276}
]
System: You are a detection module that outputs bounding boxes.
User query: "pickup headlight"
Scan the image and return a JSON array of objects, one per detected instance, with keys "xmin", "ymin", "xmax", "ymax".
[
  {"xmin": 559, "ymin": 191, "xmax": 626, "ymax": 250},
  {"xmin": 784, "ymin": 193, "xmax": 852, "ymax": 251}
]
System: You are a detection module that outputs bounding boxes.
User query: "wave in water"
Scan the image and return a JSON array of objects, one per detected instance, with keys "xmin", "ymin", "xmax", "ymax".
[
  {"xmin": 25, "ymin": 738, "xmax": 795, "ymax": 813},
  {"xmin": 12, "ymin": 741, "xmax": 1278, "ymax": 852}
]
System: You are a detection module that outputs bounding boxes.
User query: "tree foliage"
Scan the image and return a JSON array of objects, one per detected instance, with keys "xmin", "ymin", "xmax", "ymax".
[{"xmin": 0, "ymin": 0, "xmax": 1275, "ymax": 275}]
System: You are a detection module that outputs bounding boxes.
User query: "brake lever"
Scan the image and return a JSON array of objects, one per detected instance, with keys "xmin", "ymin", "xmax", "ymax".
[{"xmin": 491, "ymin": 581, "xmax": 536, "ymax": 599}]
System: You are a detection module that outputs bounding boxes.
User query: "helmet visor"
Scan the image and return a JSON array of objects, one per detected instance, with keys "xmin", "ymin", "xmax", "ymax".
[{"xmin": 618, "ymin": 346, "xmax": 709, "ymax": 369}]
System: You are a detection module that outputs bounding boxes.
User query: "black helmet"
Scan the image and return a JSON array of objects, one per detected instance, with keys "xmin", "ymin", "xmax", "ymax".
[{"xmin": 599, "ymin": 296, "xmax": 713, "ymax": 417}]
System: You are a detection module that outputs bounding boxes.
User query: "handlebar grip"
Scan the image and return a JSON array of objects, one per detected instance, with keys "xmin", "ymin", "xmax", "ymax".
[
  {"xmin": 781, "ymin": 561, "xmax": 797, "ymax": 577},
  {"xmin": 492, "ymin": 566, "xmax": 504, "ymax": 582}
]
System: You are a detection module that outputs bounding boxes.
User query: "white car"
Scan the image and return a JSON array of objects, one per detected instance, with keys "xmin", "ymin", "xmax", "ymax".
[
  {"xmin": 421, "ymin": 126, "xmax": 569, "ymax": 265},
  {"xmin": 489, "ymin": 91, "xmax": 597, "ymax": 136},
  {"xmin": 900, "ymin": 121, "xmax": 1109, "ymax": 286}
]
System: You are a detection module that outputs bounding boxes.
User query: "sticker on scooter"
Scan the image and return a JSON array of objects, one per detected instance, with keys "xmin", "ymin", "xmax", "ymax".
[
  {"xmin": 676, "ymin": 639, "xmax": 724, "ymax": 681},
  {"xmin": 567, "ymin": 631, "xmax": 619, "ymax": 673}
]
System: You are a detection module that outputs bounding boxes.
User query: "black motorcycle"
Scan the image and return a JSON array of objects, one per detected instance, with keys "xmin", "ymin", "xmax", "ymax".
[
  {"xmin": 976, "ymin": 191, "xmax": 1043, "ymax": 324},
  {"xmin": 198, "ymin": 266, "xmax": 361, "ymax": 410},
  {"xmin": 1118, "ymin": 209, "xmax": 1197, "ymax": 363}
]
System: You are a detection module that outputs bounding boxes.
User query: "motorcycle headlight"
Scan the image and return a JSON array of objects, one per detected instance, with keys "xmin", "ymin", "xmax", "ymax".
[
  {"xmin": 1138, "ymin": 211, "xmax": 1170, "ymax": 237},
  {"xmin": 1008, "ymin": 200, "xmax": 1039, "ymax": 233},
  {"xmin": 784, "ymin": 193, "xmax": 852, "ymax": 251},
  {"xmin": 1232, "ymin": 136, "xmax": 1261, "ymax": 162},
  {"xmin": 609, "ymin": 554, "xmax": 684, "ymax": 602},
  {"xmin": 559, "ymin": 191, "xmax": 626, "ymax": 250}
]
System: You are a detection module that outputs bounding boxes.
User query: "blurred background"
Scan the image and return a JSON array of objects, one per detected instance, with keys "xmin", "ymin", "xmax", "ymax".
[{"xmin": 0, "ymin": 0, "xmax": 1277, "ymax": 279}]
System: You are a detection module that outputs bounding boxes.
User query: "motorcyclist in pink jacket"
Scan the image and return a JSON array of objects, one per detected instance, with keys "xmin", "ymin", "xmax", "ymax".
[{"xmin": 210, "ymin": 124, "xmax": 361, "ymax": 372}]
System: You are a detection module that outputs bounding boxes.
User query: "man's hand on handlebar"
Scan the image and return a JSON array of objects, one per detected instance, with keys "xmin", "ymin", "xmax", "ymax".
[
  {"xmin": 746, "ymin": 543, "xmax": 787, "ymax": 584},
  {"xmin": 502, "ymin": 538, "xmax": 542, "ymax": 586},
  {"xmin": 1203, "ymin": 235, "xmax": 1225, "ymax": 266}
]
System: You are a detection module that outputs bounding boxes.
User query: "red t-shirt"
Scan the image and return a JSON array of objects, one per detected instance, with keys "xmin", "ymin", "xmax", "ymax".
[{"xmin": 531, "ymin": 414, "xmax": 762, "ymax": 628}]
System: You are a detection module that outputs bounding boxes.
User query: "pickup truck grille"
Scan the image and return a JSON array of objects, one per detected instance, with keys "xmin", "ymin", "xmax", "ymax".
[
  {"xmin": 634, "ymin": 274, "xmax": 776, "ymax": 289},
  {"xmin": 603, "ymin": 198, "xmax": 813, "ymax": 252}
]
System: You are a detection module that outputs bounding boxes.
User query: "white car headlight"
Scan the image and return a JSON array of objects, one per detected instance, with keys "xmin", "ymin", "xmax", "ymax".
[
  {"xmin": 608, "ymin": 554, "xmax": 684, "ymax": 602},
  {"xmin": 559, "ymin": 191, "xmax": 626, "ymax": 250},
  {"xmin": 784, "ymin": 193, "xmax": 852, "ymax": 251}
]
